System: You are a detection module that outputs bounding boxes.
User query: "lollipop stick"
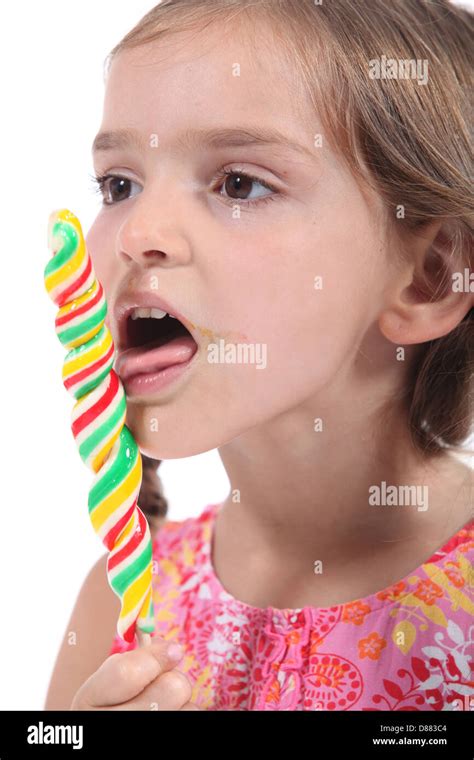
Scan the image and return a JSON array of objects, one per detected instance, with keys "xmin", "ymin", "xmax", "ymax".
[{"xmin": 136, "ymin": 629, "xmax": 152, "ymax": 648}]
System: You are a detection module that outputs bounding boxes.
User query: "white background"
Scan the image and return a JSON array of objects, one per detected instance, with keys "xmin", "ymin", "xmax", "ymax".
[{"xmin": 0, "ymin": 0, "xmax": 472, "ymax": 710}]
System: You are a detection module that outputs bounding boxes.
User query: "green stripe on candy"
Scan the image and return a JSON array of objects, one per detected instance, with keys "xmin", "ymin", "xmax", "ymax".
[
  {"xmin": 44, "ymin": 221, "xmax": 78, "ymax": 277},
  {"xmin": 57, "ymin": 300, "xmax": 107, "ymax": 346},
  {"xmin": 109, "ymin": 542, "xmax": 152, "ymax": 597},
  {"xmin": 88, "ymin": 426, "xmax": 139, "ymax": 514},
  {"xmin": 72, "ymin": 361, "xmax": 115, "ymax": 400},
  {"xmin": 78, "ymin": 392, "xmax": 127, "ymax": 463}
]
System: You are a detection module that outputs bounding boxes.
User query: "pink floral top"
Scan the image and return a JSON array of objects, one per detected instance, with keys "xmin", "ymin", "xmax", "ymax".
[{"xmin": 109, "ymin": 503, "xmax": 474, "ymax": 711}]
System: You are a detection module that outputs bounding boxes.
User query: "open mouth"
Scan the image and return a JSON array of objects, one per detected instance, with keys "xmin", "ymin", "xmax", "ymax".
[
  {"xmin": 126, "ymin": 310, "xmax": 193, "ymax": 351},
  {"xmin": 115, "ymin": 308, "xmax": 199, "ymax": 392}
]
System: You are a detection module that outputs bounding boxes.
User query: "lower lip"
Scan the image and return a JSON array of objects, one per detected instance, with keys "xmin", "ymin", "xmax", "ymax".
[{"xmin": 120, "ymin": 354, "xmax": 197, "ymax": 397}]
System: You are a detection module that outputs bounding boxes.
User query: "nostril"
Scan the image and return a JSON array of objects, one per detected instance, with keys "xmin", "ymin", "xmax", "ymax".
[{"xmin": 143, "ymin": 250, "xmax": 167, "ymax": 260}]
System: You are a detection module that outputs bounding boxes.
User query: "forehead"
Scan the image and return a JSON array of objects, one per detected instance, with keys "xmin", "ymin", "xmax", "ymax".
[{"xmin": 102, "ymin": 21, "xmax": 316, "ymax": 139}]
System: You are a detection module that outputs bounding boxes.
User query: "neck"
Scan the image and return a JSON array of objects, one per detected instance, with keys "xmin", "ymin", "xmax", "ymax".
[{"xmin": 218, "ymin": 376, "xmax": 470, "ymax": 564}]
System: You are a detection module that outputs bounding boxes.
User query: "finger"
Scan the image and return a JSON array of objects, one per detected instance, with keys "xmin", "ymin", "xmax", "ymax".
[
  {"xmin": 180, "ymin": 702, "xmax": 203, "ymax": 711},
  {"xmin": 75, "ymin": 637, "xmax": 184, "ymax": 708},
  {"xmin": 108, "ymin": 669, "xmax": 193, "ymax": 711}
]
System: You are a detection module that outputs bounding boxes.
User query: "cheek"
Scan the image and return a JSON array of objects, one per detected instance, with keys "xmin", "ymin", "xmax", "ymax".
[
  {"xmin": 85, "ymin": 219, "xmax": 118, "ymax": 297},
  {"xmin": 230, "ymin": 243, "xmax": 377, "ymax": 395},
  {"xmin": 258, "ymin": 304, "xmax": 345, "ymax": 395},
  {"xmin": 86, "ymin": 220, "xmax": 125, "ymax": 334},
  {"xmin": 86, "ymin": 222, "xmax": 122, "ymax": 337}
]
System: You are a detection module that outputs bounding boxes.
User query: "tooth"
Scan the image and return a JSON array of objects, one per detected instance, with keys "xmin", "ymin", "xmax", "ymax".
[
  {"xmin": 130, "ymin": 306, "xmax": 169, "ymax": 320},
  {"xmin": 150, "ymin": 307, "xmax": 167, "ymax": 319},
  {"xmin": 131, "ymin": 307, "xmax": 150, "ymax": 320}
]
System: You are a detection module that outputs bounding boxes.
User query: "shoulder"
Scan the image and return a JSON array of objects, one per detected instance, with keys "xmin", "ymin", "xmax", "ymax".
[{"xmin": 428, "ymin": 517, "xmax": 474, "ymax": 564}]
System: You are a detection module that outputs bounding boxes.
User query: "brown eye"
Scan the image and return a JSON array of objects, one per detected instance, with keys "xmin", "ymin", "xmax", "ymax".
[
  {"xmin": 95, "ymin": 175, "xmax": 142, "ymax": 205},
  {"xmin": 107, "ymin": 177, "xmax": 131, "ymax": 203},
  {"xmin": 223, "ymin": 172, "xmax": 254, "ymax": 200},
  {"xmin": 218, "ymin": 170, "xmax": 275, "ymax": 204}
]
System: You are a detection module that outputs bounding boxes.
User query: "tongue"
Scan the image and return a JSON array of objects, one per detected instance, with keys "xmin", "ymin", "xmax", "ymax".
[{"xmin": 116, "ymin": 334, "xmax": 198, "ymax": 380}]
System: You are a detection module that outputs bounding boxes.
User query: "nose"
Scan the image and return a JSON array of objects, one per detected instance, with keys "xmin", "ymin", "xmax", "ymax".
[{"xmin": 116, "ymin": 195, "xmax": 192, "ymax": 269}]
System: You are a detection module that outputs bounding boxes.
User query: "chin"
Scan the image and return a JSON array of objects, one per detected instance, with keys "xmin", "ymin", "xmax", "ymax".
[{"xmin": 123, "ymin": 405, "xmax": 215, "ymax": 460}]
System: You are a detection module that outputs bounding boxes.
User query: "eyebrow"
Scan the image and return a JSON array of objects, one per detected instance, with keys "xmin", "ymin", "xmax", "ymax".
[{"xmin": 92, "ymin": 126, "xmax": 316, "ymax": 159}]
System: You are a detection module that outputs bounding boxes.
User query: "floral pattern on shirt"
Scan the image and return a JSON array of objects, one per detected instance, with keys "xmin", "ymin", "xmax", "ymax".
[{"xmin": 109, "ymin": 505, "xmax": 474, "ymax": 711}]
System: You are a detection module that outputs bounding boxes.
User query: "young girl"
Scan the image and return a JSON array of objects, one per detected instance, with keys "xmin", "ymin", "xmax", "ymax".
[{"xmin": 45, "ymin": 0, "xmax": 473, "ymax": 711}]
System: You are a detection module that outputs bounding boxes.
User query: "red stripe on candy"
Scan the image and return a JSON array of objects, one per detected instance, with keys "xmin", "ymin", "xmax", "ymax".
[
  {"xmin": 102, "ymin": 502, "xmax": 136, "ymax": 552},
  {"xmin": 56, "ymin": 281, "xmax": 104, "ymax": 327},
  {"xmin": 57, "ymin": 254, "xmax": 92, "ymax": 307},
  {"xmin": 123, "ymin": 620, "xmax": 136, "ymax": 644},
  {"xmin": 71, "ymin": 370, "xmax": 120, "ymax": 437},
  {"xmin": 63, "ymin": 340, "xmax": 114, "ymax": 391},
  {"xmin": 108, "ymin": 509, "xmax": 147, "ymax": 572}
]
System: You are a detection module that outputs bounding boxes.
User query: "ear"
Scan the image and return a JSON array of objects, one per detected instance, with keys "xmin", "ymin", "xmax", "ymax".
[{"xmin": 378, "ymin": 221, "xmax": 472, "ymax": 345}]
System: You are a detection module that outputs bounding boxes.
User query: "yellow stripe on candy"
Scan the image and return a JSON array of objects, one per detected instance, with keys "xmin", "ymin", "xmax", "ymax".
[
  {"xmin": 121, "ymin": 565, "xmax": 153, "ymax": 621},
  {"xmin": 91, "ymin": 428, "xmax": 122, "ymax": 473},
  {"xmin": 50, "ymin": 208, "xmax": 80, "ymax": 229},
  {"xmin": 62, "ymin": 329, "xmax": 113, "ymax": 379},
  {"xmin": 90, "ymin": 456, "xmax": 142, "ymax": 535},
  {"xmin": 138, "ymin": 587, "xmax": 153, "ymax": 623}
]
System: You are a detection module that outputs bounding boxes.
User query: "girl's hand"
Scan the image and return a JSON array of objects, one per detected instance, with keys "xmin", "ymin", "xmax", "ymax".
[{"xmin": 70, "ymin": 637, "xmax": 202, "ymax": 710}]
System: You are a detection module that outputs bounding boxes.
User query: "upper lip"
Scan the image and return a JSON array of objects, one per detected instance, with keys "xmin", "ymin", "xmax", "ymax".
[{"xmin": 112, "ymin": 291, "xmax": 196, "ymax": 353}]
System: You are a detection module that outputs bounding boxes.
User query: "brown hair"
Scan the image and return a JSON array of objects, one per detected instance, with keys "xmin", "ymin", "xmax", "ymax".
[
  {"xmin": 110, "ymin": 0, "xmax": 473, "ymax": 527},
  {"xmin": 138, "ymin": 455, "xmax": 168, "ymax": 530}
]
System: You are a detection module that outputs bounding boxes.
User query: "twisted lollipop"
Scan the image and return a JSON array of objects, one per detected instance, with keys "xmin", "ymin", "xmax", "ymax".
[{"xmin": 44, "ymin": 208, "xmax": 154, "ymax": 645}]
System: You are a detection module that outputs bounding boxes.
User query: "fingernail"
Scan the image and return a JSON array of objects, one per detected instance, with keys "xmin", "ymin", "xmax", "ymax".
[{"xmin": 168, "ymin": 643, "xmax": 184, "ymax": 661}]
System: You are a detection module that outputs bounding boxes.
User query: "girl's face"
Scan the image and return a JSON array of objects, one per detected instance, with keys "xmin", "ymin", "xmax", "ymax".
[{"xmin": 87, "ymin": 23, "xmax": 393, "ymax": 459}]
